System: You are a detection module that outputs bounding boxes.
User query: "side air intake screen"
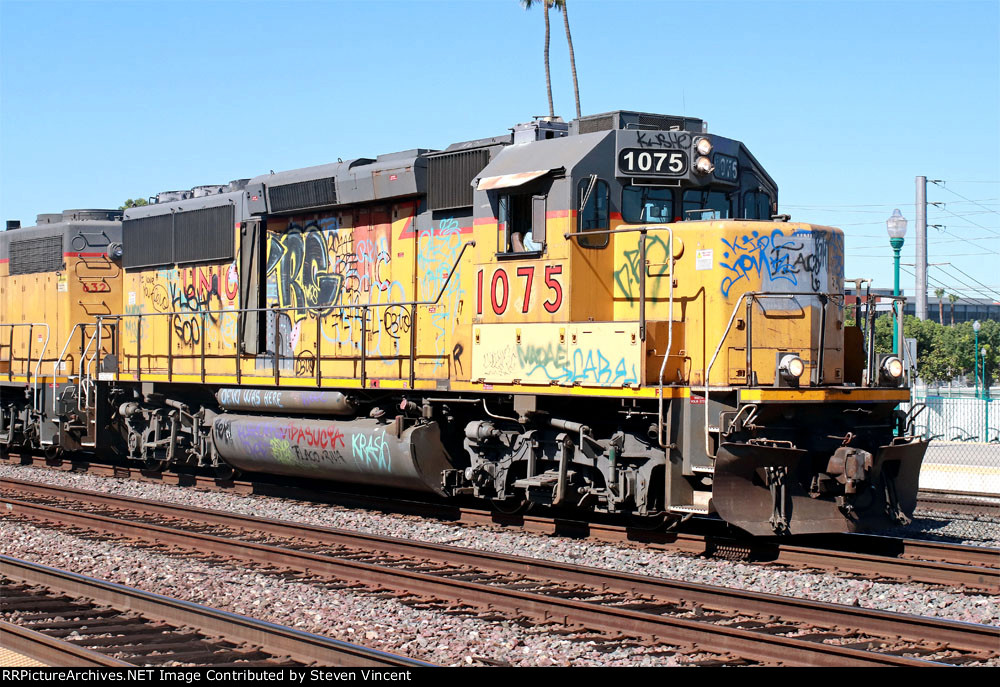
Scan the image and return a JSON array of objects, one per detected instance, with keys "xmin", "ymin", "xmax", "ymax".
[
  {"xmin": 268, "ymin": 178, "xmax": 338, "ymax": 213},
  {"xmin": 174, "ymin": 205, "xmax": 235, "ymax": 264},
  {"xmin": 637, "ymin": 114, "xmax": 684, "ymax": 130},
  {"xmin": 578, "ymin": 115, "xmax": 614, "ymax": 134},
  {"xmin": 9, "ymin": 236, "xmax": 63, "ymax": 274},
  {"xmin": 427, "ymin": 149, "xmax": 490, "ymax": 211},
  {"xmin": 123, "ymin": 214, "xmax": 173, "ymax": 269}
]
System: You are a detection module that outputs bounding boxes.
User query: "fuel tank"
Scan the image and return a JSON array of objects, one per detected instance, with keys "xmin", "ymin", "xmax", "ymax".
[{"xmin": 211, "ymin": 414, "xmax": 455, "ymax": 495}]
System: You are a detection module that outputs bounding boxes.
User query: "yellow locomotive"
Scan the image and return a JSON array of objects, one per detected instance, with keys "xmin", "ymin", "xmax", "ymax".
[{"xmin": 1, "ymin": 111, "xmax": 926, "ymax": 535}]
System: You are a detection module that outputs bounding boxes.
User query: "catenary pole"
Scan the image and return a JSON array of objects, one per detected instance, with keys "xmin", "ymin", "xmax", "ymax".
[{"xmin": 915, "ymin": 176, "xmax": 927, "ymax": 320}]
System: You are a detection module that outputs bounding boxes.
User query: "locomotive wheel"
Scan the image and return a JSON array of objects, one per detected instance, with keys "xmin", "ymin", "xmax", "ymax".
[
  {"xmin": 143, "ymin": 458, "xmax": 167, "ymax": 473},
  {"xmin": 0, "ymin": 443, "xmax": 9, "ymax": 461},
  {"xmin": 627, "ymin": 512, "xmax": 671, "ymax": 531},
  {"xmin": 43, "ymin": 445, "xmax": 64, "ymax": 463},
  {"xmin": 214, "ymin": 463, "xmax": 240, "ymax": 481},
  {"xmin": 491, "ymin": 497, "xmax": 535, "ymax": 516}
]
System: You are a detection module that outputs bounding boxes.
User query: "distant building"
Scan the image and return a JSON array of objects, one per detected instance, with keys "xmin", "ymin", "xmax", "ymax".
[{"xmin": 844, "ymin": 288, "xmax": 1000, "ymax": 324}]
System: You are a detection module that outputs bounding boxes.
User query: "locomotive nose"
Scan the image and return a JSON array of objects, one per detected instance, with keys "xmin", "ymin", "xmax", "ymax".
[{"xmin": 711, "ymin": 438, "xmax": 928, "ymax": 536}]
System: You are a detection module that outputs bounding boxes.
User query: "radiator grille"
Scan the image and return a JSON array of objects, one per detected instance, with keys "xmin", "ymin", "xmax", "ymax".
[
  {"xmin": 174, "ymin": 205, "xmax": 235, "ymax": 264},
  {"xmin": 123, "ymin": 214, "xmax": 173, "ymax": 269},
  {"xmin": 9, "ymin": 236, "xmax": 63, "ymax": 274},
  {"xmin": 427, "ymin": 149, "xmax": 490, "ymax": 210},
  {"xmin": 268, "ymin": 178, "xmax": 338, "ymax": 213}
]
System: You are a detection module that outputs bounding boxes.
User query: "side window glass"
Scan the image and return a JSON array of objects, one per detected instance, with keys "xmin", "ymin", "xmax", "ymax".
[
  {"xmin": 577, "ymin": 177, "xmax": 609, "ymax": 248},
  {"xmin": 498, "ymin": 193, "xmax": 546, "ymax": 255},
  {"xmin": 498, "ymin": 195, "xmax": 510, "ymax": 253},
  {"xmin": 741, "ymin": 190, "xmax": 773, "ymax": 220},
  {"xmin": 758, "ymin": 192, "xmax": 772, "ymax": 220}
]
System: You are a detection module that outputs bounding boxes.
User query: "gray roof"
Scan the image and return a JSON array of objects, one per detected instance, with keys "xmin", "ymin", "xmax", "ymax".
[{"xmin": 473, "ymin": 131, "xmax": 610, "ymax": 186}]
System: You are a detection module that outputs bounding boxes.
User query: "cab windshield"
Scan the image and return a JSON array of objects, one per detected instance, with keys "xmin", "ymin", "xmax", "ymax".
[
  {"xmin": 682, "ymin": 189, "xmax": 732, "ymax": 220},
  {"xmin": 622, "ymin": 185, "xmax": 674, "ymax": 223}
]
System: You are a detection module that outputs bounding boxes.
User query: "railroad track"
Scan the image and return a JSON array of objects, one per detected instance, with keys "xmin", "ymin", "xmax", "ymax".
[
  {"xmin": 3, "ymin": 455, "xmax": 997, "ymax": 592},
  {"xmin": 2, "ymin": 479, "xmax": 997, "ymax": 667},
  {"xmin": 918, "ymin": 489, "xmax": 1000, "ymax": 518},
  {"xmin": 0, "ymin": 555, "xmax": 430, "ymax": 668}
]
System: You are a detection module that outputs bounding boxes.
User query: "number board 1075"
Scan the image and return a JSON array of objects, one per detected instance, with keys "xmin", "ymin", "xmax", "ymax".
[{"xmin": 617, "ymin": 148, "xmax": 688, "ymax": 176}]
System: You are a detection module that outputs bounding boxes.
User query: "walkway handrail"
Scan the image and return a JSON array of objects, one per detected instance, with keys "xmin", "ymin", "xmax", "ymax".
[
  {"xmin": 78, "ymin": 326, "xmax": 100, "ymax": 414},
  {"xmin": 52, "ymin": 322, "xmax": 85, "ymax": 414},
  {"xmin": 96, "ymin": 240, "xmax": 477, "ymax": 379},
  {"xmin": 1, "ymin": 322, "xmax": 50, "ymax": 414}
]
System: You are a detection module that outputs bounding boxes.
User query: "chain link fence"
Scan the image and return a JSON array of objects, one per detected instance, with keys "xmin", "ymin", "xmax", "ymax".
[{"xmin": 903, "ymin": 392, "xmax": 1000, "ymax": 544}]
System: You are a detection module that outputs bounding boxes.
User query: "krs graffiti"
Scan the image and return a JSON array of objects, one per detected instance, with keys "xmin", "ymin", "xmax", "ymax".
[
  {"xmin": 351, "ymin": 430, "xmax": 391, "ymax": 471},
  {"xmin": 635, "ymin": 131, "xmax": 691, "ymax": 149}
]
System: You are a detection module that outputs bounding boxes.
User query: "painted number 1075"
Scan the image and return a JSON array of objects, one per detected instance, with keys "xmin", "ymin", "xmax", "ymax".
[
  {"xmin": 617, "ymin": 148, "xmax": 687, "ymax": 176},
  {"xmin": 477, "ymin": 265, "xmax": 563, "ymax": 316}
]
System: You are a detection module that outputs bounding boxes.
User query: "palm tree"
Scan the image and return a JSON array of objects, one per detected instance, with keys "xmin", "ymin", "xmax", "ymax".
[
  {"xmin": 552, "ymin": 0, "xmax": 581, "ymax": 119},
  {"xmin": 948, "ymin": 293, "xmax": 957, "ymax": 325},
  {"xmin": 935, "ymin": 288, "xmax": 945, "ymax": 324},
  {"xmin": 521, "ymin": 0, "xmax": 554, "ymax": 118}
]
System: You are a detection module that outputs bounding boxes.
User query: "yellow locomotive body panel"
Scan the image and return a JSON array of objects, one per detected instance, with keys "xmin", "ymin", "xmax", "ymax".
[
  {"xmin": 111, "ymin": 213, "xmax": 850, "ymax": 401},
  {"xmin": 2, "ymin": 251, "xmax": 121, "ymax": 384}
]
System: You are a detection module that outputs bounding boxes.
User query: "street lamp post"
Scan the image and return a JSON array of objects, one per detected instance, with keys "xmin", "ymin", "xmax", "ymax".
[
  {"xmin": 973, "ymin": 320, "xmax": 981, "ymax": 399},
  {"xmin": 887, "ymin": 209, "xmax": 908, "ymax": 353},
  {"xmin": 983, "ymin": 345, "xmax": 989, "ymax": 441}
]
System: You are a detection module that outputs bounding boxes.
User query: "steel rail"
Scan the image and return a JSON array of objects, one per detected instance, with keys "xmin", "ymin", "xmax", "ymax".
[
  {"xmin": 8, "ymin": 479, "xmax": 997, "ymax": 649},
  {"xmin": 4, "ymin": 488, "xmax": 997, "ymax": 665},
  {"xmin": 4, "ymin": 465, "xmax": 995, "ymax": 587},
  {"xmin": 0, "ymin": 555, "xmax": 431, "ymax": 668}
]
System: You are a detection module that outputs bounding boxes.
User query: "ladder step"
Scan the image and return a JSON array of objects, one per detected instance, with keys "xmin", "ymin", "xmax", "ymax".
[
  {"xmin": 513, "ymin": 471, "xmax": 561, "ymax": 490},
  {"xmin": 669, "ymin": 504, "xmax": 710, "ymax": 515}
]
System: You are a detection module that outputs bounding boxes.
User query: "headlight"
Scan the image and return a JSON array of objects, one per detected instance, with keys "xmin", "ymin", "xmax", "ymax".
[
  {"xmin": 881, "ymin": 356, "xmax": 904, "ymax": 382},
  {"xmin": 695, "ymin": 137, "xmax": 713, "ymax": 156},
  {"xmin": 694, "ymin": 156, "xmax": 715, "ymax": 175},
  {"xmin": 778, "ymin": 354, "xmax": 805, "ymax": 381}
]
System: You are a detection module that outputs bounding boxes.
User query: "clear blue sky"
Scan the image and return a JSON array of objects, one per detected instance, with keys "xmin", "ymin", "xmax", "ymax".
[{"xmin": 2, "ymin": 0, "xmax": 998, "ymax": 304}]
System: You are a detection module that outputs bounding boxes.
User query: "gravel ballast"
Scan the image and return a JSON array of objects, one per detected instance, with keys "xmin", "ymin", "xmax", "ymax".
[{"xmin": 1, "ymin": 463, "xmax": 997, "ymax": 635}]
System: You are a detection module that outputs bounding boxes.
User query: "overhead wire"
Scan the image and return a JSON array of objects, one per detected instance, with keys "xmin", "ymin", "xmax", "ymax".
[
  {"xmin": 931, "ymin": 181, "xmax": 1000, "ymax": 217},
  {"xmin": 899, "ymin": 265, "xmax": 977, "ymax": 306},
  {"xmin": 936, "ymin": 263, "xmax": 1000, "ymax": 301}
]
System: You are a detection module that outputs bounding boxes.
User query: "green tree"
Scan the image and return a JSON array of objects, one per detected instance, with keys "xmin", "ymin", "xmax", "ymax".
[
  {"xmin": 934, "ymin": 287, "xmax": 945, "ymax": 324},
  {"xmin": 119, "ymin": 198, "xmax": 148, "ymax": 210},
  {"xmin": 521, "ymin": 0, "xmax": 555, "ymax": 118},
  {"xmin": 947, "ymin": 293, "xmax": 957, "ymax": 325},
  {"xmin": 872, "ymin": 314, "xmax": 999, "ymax": 385}
]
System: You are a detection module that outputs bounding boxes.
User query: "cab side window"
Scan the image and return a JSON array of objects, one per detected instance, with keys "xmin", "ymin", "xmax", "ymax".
[
  {"xmin": 498, "ymin": 193, "xmax": 546, "ymax": 255},
  {"xmin": 577, "ymin": 177, "xmax": 609, "ymax": 247},
  {"xmin": 742, "ymin": 190, "xmax": 772, "ymax": 220}
]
